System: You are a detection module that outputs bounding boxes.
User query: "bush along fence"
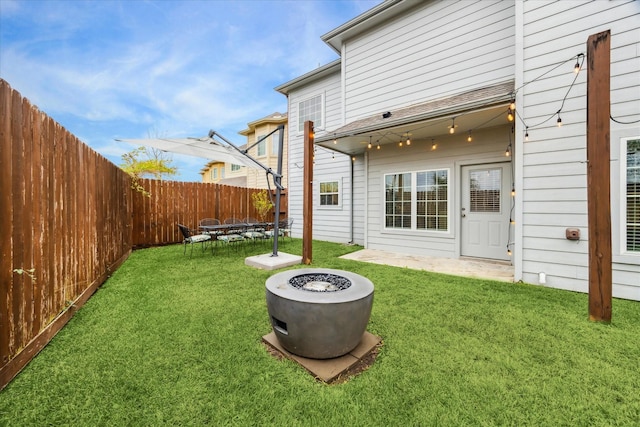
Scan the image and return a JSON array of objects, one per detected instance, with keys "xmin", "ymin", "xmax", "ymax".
[{"xmin": 0, "ymin": 79, "xmax": 287, "ymax": 390}]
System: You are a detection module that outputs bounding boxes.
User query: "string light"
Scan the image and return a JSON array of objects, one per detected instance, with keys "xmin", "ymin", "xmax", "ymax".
[
  {"xmin": 505, "ymin": 144, "xmax": 511, "ymax": 157},
  {"xmin": 333, "ymin": 133, "xmax": 337, "ymax": 144},
  {"xmin": 431, "ymin": 139, "xmax": 437, "ymax": 150},
  {"xmin": 507, "ymin": 108, "xmax": 514, "ymax": 122},
  {"xmin": 511, "ymin": 187, "xmax": 515, "ymax": 197},
  {"xmin": 377, "ymin": 142, "xmax": 381, "ymax": 150},
  {"xmin": 557, "ymin": 112, "xmax": 562, "ymax": 127},
  {"xmin": 574, "ymin": 54, "xmax": 583, "ymax": 73},
  {"xmin": 406, "ymin": 137, "xmax": 411, "ymax": 146},
  {"xmin": 467, "ymin": 131, "xmax": 472, "ymax": 143},
  {"xmin": 449, "ymin": 118, "xmax": 456, "ymax": 134},
  {"xmin": 368, "ymin": 136, "xmax": 372, "ymax": 149},
  {"xmin": 524, "ymin": 127, "xmax": 529, "ymax": 142},
  {"xmin": 398, "ymin": 140, "xmax": 403, "ymax": 147},
  {"xmin": 507, "ymin": 246, "xmax": 512, "ymax": 256}
]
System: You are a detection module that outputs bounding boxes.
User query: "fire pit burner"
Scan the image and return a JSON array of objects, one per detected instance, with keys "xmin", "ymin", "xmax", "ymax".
[
  {"xmin": 289, "ymin": 273, "xmax": 352, "ymax": 292},
  {"xmin": 266, "ymin": 268, "xmax": 374, "ymax": 359}
]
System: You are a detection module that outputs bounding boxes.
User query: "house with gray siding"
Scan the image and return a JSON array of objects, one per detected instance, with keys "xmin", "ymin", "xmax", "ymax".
[{"xmin": 276, "ymin": 0, "xmax": 639, "ymax": 301}]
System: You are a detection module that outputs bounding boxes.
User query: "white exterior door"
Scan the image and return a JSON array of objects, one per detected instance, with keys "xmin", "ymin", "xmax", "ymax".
[{"xmin": 461, "ymin": 163, "xmax": 512, "ymax": 261}]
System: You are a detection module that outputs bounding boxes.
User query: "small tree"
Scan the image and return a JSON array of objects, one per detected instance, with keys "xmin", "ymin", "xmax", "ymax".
[
  {"xmin": 120, "ymin": 146, "xmax": 177, "ymax": 196},
  {"xmin": 251, "ymin": 189, "xmax": 273, "ymax": 221}
]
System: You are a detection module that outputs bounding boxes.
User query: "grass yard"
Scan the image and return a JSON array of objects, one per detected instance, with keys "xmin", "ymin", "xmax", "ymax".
[{"xmin": 1, "ymin": 239, "xmax": 638, "ymax": 426}]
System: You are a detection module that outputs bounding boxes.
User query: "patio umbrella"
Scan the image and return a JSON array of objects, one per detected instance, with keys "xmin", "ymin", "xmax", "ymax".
[{"xmin": 115, "ymin": 135, "xmax": 262, "ymax": 170}]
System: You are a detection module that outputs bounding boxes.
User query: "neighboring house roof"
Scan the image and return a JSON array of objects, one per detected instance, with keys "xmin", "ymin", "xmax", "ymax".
[{"xmin": 239, "ymin": 112, "xmax": 287, "ymax": 136}]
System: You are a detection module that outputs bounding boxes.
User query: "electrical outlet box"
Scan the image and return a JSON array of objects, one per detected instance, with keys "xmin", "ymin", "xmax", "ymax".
[{"xmin": 566, "ymin": 228, "xmax": 580, "ymax": 240}]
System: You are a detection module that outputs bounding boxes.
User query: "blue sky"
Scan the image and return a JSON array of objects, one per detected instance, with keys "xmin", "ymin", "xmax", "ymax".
[{"xmin": 0, "ymin": 0, "xmax": 381, "ymax": 181}]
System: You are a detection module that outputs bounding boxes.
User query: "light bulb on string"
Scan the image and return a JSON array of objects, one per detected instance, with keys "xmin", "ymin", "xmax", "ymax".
[
  {"xmin": 574, "ymin": 54, "xmax": 583, "ymax": 73},
  {"xmin": 507, "ymin": 246, "xmax": 512, "ymax": 256},
  {"xmin": 505, "ymin": 144, "xmax": 511, "ymax": 157},
  {"xmin": 557, "ymin": 113, "xmax": 562, "ymax": 127},
  {"xmin": 449, "ymin": 118, "xmax": 456, "ymax": 134},
  {"xmin": 398, "ymin": 140, "xmax": 403, "ymax": 147},
  {"xmin": 507, "ymin": 109, "xmax": 514, "ymax": 122},
  {"xmin": 431, "ymin": 139, "xmax": 437, "ymax": 150},
  {"xmin": 467, "ymin": 131, "xmax": 473, "ymax": 143},
  {"xmin": 377, "ymin": 142, "xmax": 381, "ymax": 150},
  {"xmin": 368, "ymin": 136, "xmax": 372, "ymax": 149},
  {"xmin": 524, "ymin": 127, "xmax": 529, "ymax": 142},
  {"xmin": 406, "ymin": 137, "xmax": 411, "ymax": 146},
  {"xmin": 333, "ymin": 133, "xmax": 337, "ymax": 144}
]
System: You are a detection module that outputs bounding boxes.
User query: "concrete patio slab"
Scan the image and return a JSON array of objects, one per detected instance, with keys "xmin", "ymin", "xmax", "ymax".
[
  {"xmin": 340, "ymin": 249, "xmax": 514, "ymax": 282},
  {"xmin": 262, "ymin": 331, "xmax": 381, "ymax": 383},
  {"xmin": 245, "ymin": 252, "xmax": 302, "ymax": 271}
]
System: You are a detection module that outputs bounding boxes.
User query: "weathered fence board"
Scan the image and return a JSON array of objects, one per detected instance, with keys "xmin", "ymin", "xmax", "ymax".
[{"xmin": 0, "ymin": 79, "xmax": 287, "ymax": 390}]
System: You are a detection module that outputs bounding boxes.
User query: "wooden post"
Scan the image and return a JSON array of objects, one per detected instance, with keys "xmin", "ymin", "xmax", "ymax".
[
  {"xmin": 302, "ymin": 121, "xmax": 314, "ymax": 264},
  {"xmin": 586, "ymin": 30, "xmax": 612, "ymax": 322}
]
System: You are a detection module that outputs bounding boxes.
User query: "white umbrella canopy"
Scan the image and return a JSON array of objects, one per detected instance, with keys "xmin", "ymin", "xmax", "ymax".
[{"xmin": 115, "ymin": 135, "xmax": 262, "ymax": 170}]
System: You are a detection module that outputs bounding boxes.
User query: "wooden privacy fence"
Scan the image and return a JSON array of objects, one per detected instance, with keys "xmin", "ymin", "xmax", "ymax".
[
  {"xmin": 132, "ymin": 179, "xmax": 287, "ymax": 248},
  {"xmin": 0, "ymin": 79, "xmax": 287, "ymax": 390}
]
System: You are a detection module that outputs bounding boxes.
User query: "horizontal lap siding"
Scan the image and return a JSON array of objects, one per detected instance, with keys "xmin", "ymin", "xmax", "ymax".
[
  {"xmin": 344, "ymin": 0, "xmax": 515, "ymax": 121},
  {"xmin": 521, "ymin": 0, "xmax": 640, "ymax": 299},
  {"xmin": 287, "ymin": 70, "xmax": 355, "ymax": 242},
  {"xmin": 366, "ymin": 125, "xmax": 511, "ymax": 257}
]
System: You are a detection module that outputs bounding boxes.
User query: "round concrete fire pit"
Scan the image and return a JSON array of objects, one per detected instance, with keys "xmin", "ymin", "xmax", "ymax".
[{"xmin": 265, "ymin": 268, "xmax": 374, "ymax": 359}]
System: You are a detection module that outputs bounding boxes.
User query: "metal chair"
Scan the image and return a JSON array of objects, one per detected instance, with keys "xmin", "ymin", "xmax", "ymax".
[
  {"xmin": 177, "ymin": 224, "xmax": 212, "ymax": 257},
  {"xmin": 242, "ymin": 217, "xmax": 266, "ymax": 244},
  {"xmin": 217, "ymin": 218, "xmax": 245, "ymax": 248}
]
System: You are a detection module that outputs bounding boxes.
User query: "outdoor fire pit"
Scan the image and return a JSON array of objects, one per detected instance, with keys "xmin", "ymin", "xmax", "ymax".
[{"xmin": 265, "ymin": 268, "xmax": 374, "ymax": 359}]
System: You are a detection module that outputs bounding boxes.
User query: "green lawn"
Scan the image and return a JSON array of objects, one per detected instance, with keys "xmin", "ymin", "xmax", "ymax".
[{"xmin": 1, "ymin": 240, "xmax": 638, "ymax": 426}]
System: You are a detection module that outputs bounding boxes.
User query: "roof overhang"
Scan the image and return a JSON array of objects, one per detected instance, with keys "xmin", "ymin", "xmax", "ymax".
[
  {"xmin": 116, "ymin": 135, "xmax": 262, "ymax": 170},
  {"xmin": 316, "ymin": 80, "xmax": 515, "ymax": 155}
]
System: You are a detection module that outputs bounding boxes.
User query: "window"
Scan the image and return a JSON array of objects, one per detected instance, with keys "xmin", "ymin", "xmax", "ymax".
[
  {"xmin": 212, "ymin": 168, "xmax": 218, "ymax": 180},
  {"xmin": 221, "ymin": 167, "xmax": 225, "ymax": 178},
  {"xmin": 320, "ymin": 181, "xmax": 339, "ymax": 206},
  {"xmin": 231, "ymin": 164, "xmax": 241, "ymax": 172},
  {"xmin": 385, "ymin": 169, "xmax": 449, "ymax": 232},
  {"xmin": 416, "ymin": 170, "xmax": 448, "ymax": 231},
  {"xmin": 385, "ymin": 173, "xmax": 411, "ymax": 229},
  {"xmin": 626, "ymin": 137, "xmax": 640, "ymax": 252},
  {"xmin": 271, "ymin": 134, "xmax": 279, "ymax": 156},
  {"xmin": 256, "ymin": 135, "xmax": 266, "ymax": 157},
  {"xmin": 298, "ymin": 94, "xmax": 322, "ymax": 132}
]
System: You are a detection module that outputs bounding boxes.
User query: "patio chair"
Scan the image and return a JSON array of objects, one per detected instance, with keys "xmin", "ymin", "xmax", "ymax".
[
  {"xmin": 198, "ymin": 218, "xmax": 223, "ymax": 238},
  {"xmin": 242, "ymin": 217, "xmax": 266, "ymax": 243},
  {"xmin": 177, "ymin": 224, "xmax": 212, "ymax": 257},
  {"xmin": 217, "ymin": 218, "xmax": 245, "ymax": 248},
  {"xmin": 264, "ymin": 217, "xmax": 292, "ymax": 240}
]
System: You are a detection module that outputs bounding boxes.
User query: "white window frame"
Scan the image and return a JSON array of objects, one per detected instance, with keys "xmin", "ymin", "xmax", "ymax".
[
  {"xmin": 297, "ymin": 93, "xmax": 324, "ymax": 133},
  {"xmin": 621, "ymin": 135, "xmax": 640, "ymax": 256},
  {"xmin": 231, "ymin": 164, "xmax": 241, "ymax": 172},
  {"xmin": 256, "ymin": 134, "xmax": 266, "ymax": 157},
  {"xmin": 382, "ymin": 168, "xmax": 450, "ymax": 234},
  {"xmin": 318, "ymin": 178, "xmax": 342, "ymax": 210}
]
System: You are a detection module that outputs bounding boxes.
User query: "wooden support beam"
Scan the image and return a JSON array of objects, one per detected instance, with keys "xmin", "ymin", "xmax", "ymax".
[
  {"xmin": 302, "ymin": 121, "xmax": 314, "ymax": 264},
  {"xmin": 586, "ymin": 30, "xmax": 612, "ymax": 322}
]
